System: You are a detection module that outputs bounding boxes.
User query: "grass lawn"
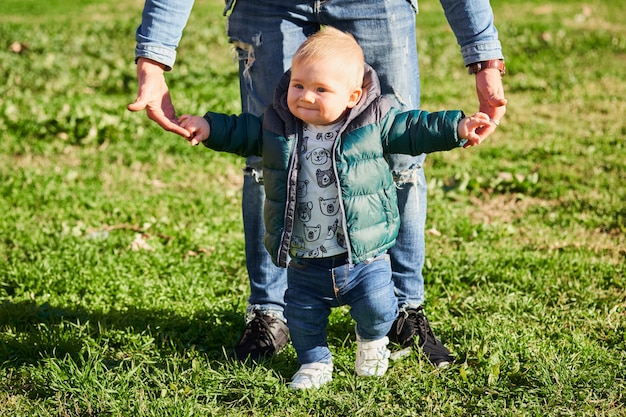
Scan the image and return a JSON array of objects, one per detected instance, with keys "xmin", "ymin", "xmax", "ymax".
[{"xmin": 1, "ymin": 0, "xmax": 624, "ymax": 415}]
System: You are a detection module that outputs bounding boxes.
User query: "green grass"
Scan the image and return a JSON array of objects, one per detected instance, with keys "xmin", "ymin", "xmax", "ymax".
[{"xmin": 1, "ymin": 0, "xmax": 624, "ymax": 415}]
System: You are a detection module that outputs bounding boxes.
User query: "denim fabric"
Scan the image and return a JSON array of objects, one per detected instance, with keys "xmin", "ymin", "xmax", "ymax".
[
  {"xmin": 285, "ymin": 253, "xmax": 397, "ymax": 364},
  {"xmin": 134, "ymin": 0, "xmax": 503, "ymax": 314},
  {"xmin": 134, "ymin": 0, "xmax": 195, "ymax": 70},
  {"xmin": 135, "ymin": 0, "xmax": 503, "ymax": 70},
  {"xmin": 241, "ymin": 159, "xmax": 287, "ymax": 318},
  {"xmin": 439, "ymin": 0, "xmax": 504, "ymax": 65}
]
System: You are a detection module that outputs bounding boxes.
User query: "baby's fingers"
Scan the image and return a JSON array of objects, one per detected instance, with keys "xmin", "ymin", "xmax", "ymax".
[
  {"xmin": 178, "ymin": 114, "xmax": 192, "ymax": 128},
  {"xmin": 470, "ymin": 112, "xmax": 491, "ymax": 124},
  {"xmin": 463, "ymin": 132, "xmax": 481, "ymax": 147}
]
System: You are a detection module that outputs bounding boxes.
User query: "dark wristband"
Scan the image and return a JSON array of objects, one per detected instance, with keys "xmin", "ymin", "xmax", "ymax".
[{"xmin": 467, "ymin": 59, "xmax": 506, "ymax": 75}]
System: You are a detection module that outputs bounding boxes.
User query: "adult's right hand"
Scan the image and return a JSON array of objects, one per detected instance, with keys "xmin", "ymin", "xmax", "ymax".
[{"xmin": 127, "ymin": 57, "xmax": 190, "ymax": 138}]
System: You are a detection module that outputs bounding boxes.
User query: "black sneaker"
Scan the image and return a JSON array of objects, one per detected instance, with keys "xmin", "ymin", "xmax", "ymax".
[
  {"xmin": 234, "ymin": 312, "xmax": 289, "ymax": 362},
  {"xmin": 387, "ymin": 306, "xmax": 453, "ymax": 367}
]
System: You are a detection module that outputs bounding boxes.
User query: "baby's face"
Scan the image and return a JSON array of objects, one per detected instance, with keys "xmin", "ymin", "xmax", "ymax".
[{"xmin": 287, "ymin": 58, "xmax": 361, "ymax": 126}]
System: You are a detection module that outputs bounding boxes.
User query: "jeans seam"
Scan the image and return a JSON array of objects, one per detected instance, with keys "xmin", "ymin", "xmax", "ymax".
[{"xmin": 331, "ymin": 264, "xmax": 349, "ymax": 302}]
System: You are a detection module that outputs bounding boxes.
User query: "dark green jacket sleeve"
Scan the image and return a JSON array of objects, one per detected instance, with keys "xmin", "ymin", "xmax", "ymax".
[
  {"xmin": 382, "ymin": 108, "xmax": 466, "ymax": 155},
  {"xmin": 202, "ymin": 112, "xmax": 264, "ymax": 157}
]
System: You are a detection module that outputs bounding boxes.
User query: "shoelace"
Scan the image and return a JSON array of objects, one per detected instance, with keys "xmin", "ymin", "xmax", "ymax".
[
  {"xmin": 415, "ymin": 312, "xmax": 439, "ymax": 347},
  {"xmin": 242, "ymin": 316, "xmax": 276, "ymax": 347},
  {"xmin": 396, "ymin": 307, "xmax": 440, "ymax": 347}
]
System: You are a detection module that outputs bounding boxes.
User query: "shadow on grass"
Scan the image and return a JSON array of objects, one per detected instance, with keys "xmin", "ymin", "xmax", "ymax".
[
  {"xmin": 0, "ymin": 299, "xmax": 245, "ymax": 367},
  {"xmin": 0, "ymin": 300, "xmax": 303, "ymax": 404}
]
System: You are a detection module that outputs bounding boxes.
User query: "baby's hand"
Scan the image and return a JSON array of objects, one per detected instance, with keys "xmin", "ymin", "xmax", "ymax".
[
  {"xmin": 458, "ymin": 112, "xmax": 492, "ymax": 147},
  {"xmin": 179, "ymin": 114, "xmax": 210, "ymax": 146}
]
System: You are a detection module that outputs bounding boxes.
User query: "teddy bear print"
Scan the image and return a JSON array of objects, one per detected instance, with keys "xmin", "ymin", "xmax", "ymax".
[
  {"xmin": 297, "ymin": 179, "xmax": 309, "ymax": 198},
  {"xmin": 326, "ymin": 219, "xmax": 340, "ymax": 240},
  {"xmin": 304, "ymin": 223, "xmax": 322, "ymax": 242},
  {"xmin": 315, "ymin": 168, "xmax": 335, "ymax": 188},
  {"xmin": 297, "ymin": 201, "xmax": 313, "ymax": 222},
  {"xmin": 296, "ymin": 247, "xmax": 325, "ymax": 258},
  {"xmin": 314, "ymin": 131, "xmax": 337, "ymax": 141},
  {"xmin": 336, "ymin": 231, "xmax": 346, "ymax": 249},
  {"xmin": 319, "ymin": 196, "xmax": 340, "ymax": 216},
  {"xmin": 291, "ymin": 235, "xmax": 305, "ymax": 249}
]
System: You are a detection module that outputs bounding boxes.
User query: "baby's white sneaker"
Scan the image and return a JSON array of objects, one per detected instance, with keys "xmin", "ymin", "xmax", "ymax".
[
  {"xmin": 355, "ymin": 335, "xmax": 390, "ymax": 377},
  {"xmin": 289, "ymin": 362, "xmax": 333, "ymax": 390}
]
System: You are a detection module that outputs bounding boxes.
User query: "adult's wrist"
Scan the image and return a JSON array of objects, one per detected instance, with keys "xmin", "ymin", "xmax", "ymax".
[
  {"xmin": 467, "ymin": 59, "xmax": 506, "ymax": 75},
  {"xmin": 137, "ymin": 57, "xmax": 167, "ymax": 72}
]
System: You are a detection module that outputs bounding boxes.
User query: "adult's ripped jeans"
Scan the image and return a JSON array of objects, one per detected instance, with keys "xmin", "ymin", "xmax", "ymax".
[{"xmin": 226, "ymin": 0, "xmax": 427, "ymax": 318}]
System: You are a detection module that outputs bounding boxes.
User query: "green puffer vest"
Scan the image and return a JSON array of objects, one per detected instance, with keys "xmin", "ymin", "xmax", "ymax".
[{"xmin": 204, "ymin": 65, "xmax": 465, "ymax": 267}]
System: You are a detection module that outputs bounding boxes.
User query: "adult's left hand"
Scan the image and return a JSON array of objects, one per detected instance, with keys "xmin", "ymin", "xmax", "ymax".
[{"xmin": 475, "ymin": 68, "xmax": 507, "ymax": 140}]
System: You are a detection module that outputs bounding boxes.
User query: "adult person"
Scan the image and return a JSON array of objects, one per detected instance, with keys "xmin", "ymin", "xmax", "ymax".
[{"xmin": 127, "ymin": 0, "xmax": 507, "ymax": 365}]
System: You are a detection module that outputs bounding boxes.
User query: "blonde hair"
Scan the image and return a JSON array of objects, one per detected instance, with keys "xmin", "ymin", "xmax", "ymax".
[{"xmin": 292, "ymin": 26, "xmax": 365, "ymax": 89}]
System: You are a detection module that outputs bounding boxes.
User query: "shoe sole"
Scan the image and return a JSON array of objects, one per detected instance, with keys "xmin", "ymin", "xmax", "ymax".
[
  {"xmin": 389, "ymin": 347, "xmax": 412, "ymax": 361},
  {"xmin": 389, "ymin": 347, "xmax": 452, "ymax": 368}
]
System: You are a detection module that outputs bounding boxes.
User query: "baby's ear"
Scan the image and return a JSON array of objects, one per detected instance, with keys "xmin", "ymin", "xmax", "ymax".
[{"xmin": 347, "ymin": 88, "xmax": 363, "ymax": 108}]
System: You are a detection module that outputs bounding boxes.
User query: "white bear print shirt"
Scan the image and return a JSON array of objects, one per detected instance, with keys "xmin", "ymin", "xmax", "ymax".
[{"xmin": 290, "ymin": 122, "xmax": 347, "ymax": 259}]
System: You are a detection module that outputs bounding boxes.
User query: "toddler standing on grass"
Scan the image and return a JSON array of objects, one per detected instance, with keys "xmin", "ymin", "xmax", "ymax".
[{"xmin": 179, "ymin": 27, "xmax": 492, "ymax": 390}]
